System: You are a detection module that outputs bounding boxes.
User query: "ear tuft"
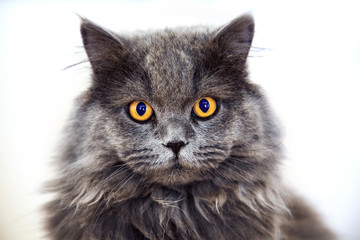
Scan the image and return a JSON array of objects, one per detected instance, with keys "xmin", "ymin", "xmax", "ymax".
[
  {"xmin": 80, "ymin": 19, "xmax": 124, "ymax": 76},
  {"xmin": 214, "ymin": 14, "xmax": 255, "ymax": 63}
]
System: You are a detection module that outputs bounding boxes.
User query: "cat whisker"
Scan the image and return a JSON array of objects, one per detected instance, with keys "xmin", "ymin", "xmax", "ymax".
[
  {"xmin": 123, "ymin": 148, "xmax": 152, "ymax": 157},
  {"xmin": 126, "ymin": 154, "xmax": 159, "ymax": 163},
  {"xmin": 97, "ymin": 165, "xmax": 129, "ymax": 189},
  {"xmin": 214, "ymin": 159, "xmax": 255, "ymax": 181},
  {"xmin": 211, "ymin": 167, "xmax": 237, "ymax": 184},
  {"xmin": 223, "ymin": 156, "xmax": 276, "ymax": 178},
  {"xmin": 92, "ymin": 203, "xmax": 107, "ymax": 233},
  {"xmin": 112, "ymin": 172, "xmax": 137, "ymax": 195},
  {"xmin": 62, "ymin": 58, "xmax": 89, "ymax": 71},
  {"xmin": 198, "ymin": 145, "xmax": 228, "ymax": 151},
  {"xmin": 194, "ymin": 151, "xmax": 226, "ymax": 158}
]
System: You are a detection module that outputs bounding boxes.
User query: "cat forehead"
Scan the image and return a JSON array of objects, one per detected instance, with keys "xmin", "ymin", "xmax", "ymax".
[
  {"xmin": 105, "ymin": 28, "xmax": 241, "ymax": 108},
  {"xmin": 135, "ymin": 30, "xmax": 211, "ymax": 106}
]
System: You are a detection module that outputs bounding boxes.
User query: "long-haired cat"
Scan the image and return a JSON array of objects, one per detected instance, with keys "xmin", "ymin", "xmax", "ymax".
[{"xmin": 44, "ymin": 14, "xmax": 335, "ymax": 240}]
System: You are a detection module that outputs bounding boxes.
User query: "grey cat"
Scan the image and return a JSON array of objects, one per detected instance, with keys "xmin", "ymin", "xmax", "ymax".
[{"xmin": 44, "ymin": 14, "xmax": 335, "ymax": 239}]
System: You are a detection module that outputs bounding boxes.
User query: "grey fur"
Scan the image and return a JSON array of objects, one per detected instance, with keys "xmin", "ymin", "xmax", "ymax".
[{"xmin": 44, "ymin": 14, "xmax": 335, "ymax": 240}]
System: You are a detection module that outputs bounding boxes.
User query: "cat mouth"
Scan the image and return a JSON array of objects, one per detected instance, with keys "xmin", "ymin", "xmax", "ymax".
[
  {"xmin": 153, "ymin": 157, "xmax": 206, "ymax": 185},
  {"xmin": 171, "ymin": 162, "xmax": 183, "ymax": 170},
  {"xmin": 166, "ymin": 157, "xmax": 192, "ymax": 173},
  {"xmin": 168, "ymin": 155, "xmax": 191, "ymax": 170},
  {"xmin": 161, "ymin": 163, "xmax": 196, "ymax": 185}
]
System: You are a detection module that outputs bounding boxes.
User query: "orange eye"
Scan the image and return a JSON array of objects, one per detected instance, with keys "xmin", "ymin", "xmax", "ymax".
[
  {"xmin": 129, "ymin": 101, "xmax": 153, "ymax": 122},
  {"xmin": 192, "ymin": 97, "xmax": 217, "ymax": 118}
]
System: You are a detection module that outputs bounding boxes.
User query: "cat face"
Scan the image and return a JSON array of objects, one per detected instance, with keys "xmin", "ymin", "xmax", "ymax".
[{"xmin": 75, "ymin": 15, "xmax": 279, "ymax": 187}]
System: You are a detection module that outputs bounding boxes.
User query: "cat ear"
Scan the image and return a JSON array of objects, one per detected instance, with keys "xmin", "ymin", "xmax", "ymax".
[
  {"xmin": 213, "ymin": 14, "xmax": 255, "ymax": 65},
  {"xmin": 80, "ymin": 19, "xmax": 125, "ymax": 76}
]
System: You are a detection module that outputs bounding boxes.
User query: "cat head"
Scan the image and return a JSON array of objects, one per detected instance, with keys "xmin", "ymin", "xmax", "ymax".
[{"xmin": 64, "ymin": 15, "xmax": 281, "ymax": 193}]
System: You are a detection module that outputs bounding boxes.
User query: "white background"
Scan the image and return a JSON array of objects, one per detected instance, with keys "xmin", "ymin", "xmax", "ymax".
[{"xmin": 0, "ymin": 0, "xmax": 359, "ymax": 239}]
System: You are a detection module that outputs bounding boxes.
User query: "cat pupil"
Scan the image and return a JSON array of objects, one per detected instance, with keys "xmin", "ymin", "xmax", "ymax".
[
  {"xmin": 199, "ymin": 99, "xmax": 210, "ymax": 113},
  {"xmin": 136, "ymin": 102, "xmax": 147, "ymax": 116}
]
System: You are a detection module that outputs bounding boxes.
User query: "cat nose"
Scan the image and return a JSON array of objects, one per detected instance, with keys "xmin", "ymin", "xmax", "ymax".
[{"xmin": 165, "ymin": 141, "xmax": 185, "ymax": 158}]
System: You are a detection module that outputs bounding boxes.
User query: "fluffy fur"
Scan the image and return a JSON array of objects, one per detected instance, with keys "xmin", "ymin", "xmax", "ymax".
[{"xmin": 44, "ymin": 14, "xmax": 335, "ymax": 239}]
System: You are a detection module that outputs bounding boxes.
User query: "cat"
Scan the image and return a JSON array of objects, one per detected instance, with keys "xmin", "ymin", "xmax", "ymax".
[{"xmin": 44, "ymin": 14, "xmax": 336, "ymax": 240}]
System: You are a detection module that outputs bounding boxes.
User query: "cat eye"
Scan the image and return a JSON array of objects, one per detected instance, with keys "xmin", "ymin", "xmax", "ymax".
[
  {"xmin": 129, "ymin": 101, "xmax": 153, "ymax": 122},
  {"xmin": 192, "ymin": 97, "xmax": 217, "ymax": 119}
]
